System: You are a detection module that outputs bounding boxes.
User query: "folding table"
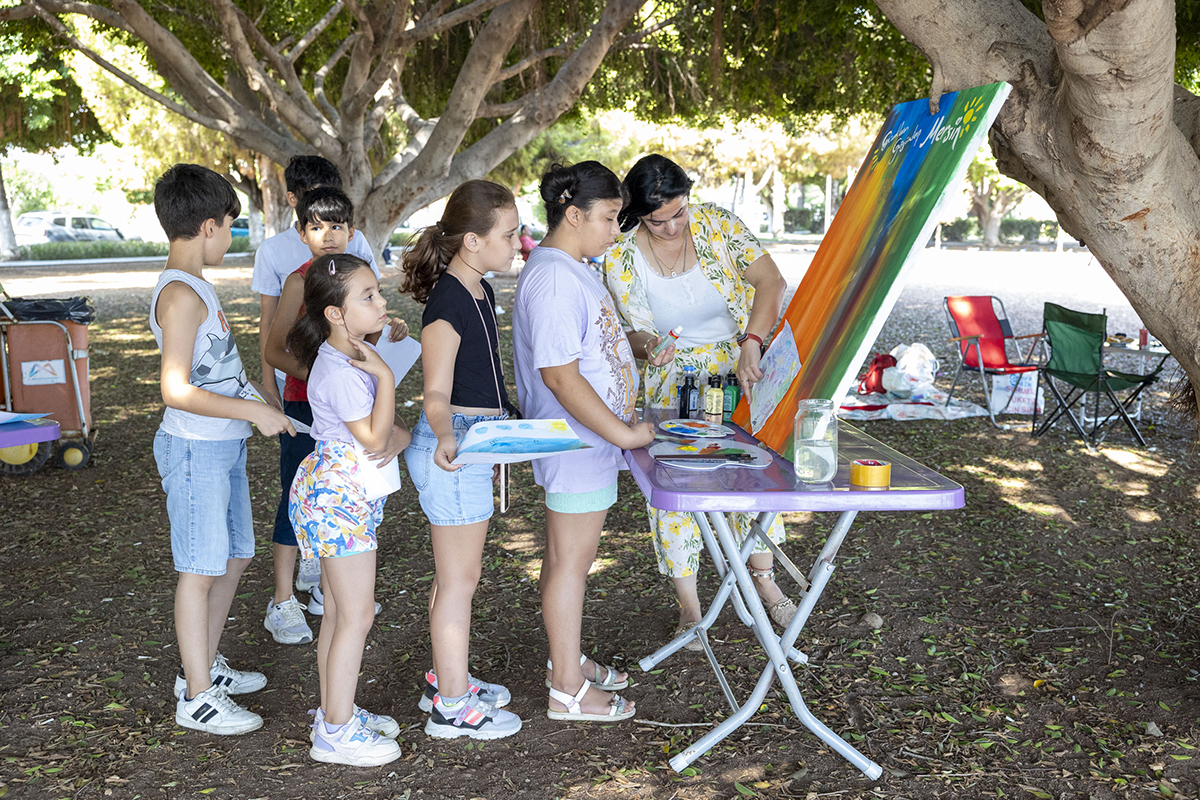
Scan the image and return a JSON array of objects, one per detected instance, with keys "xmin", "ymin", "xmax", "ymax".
[{"xmin": 625, "ymin": 414, "xmax": 964, "ymax": 778}]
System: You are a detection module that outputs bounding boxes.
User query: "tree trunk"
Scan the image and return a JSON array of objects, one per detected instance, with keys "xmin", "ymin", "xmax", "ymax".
[
  {"xmin": 0, "ymin": 165, "xmax": 17, "ymax": 261},
  {"xmin": 771, "ymin": 168, "xmax": 786, "ymax": 237},
  {"xmin": 875, "ymin": 0, "xmax": 1200, "ymax": 411},
  {"xmin": 259, "ymin": 155, "xmax": 292, "ymax": 238},
  {"xmin": 981, "ymin": 213, "xmax": 1002, "ymax": 247}
]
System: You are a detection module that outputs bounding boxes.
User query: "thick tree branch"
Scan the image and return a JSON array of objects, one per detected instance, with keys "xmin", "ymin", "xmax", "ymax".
[
  {"xmin": 404, "ymin": 0, "xmax": 508, "ymax": 44},
  {"xmin": 209, "ymin": 0, "xmax": 338, "ymax": 152},
  {"xmin": 496, "ymin": 40, "xmax": 576, "ymax": 82},
  {"xmin": 343, "ymin": 0, "xmax": 413, "ymax": 121},
  {"xmin": 288, "ymin": 1, "xmax": 345, "ymax": 64},
  {"xmin": 1046, "ymin": 0, "xmax": 1175, "ymax": 177},
  {"xmin": 406, "ymin": 0, "xmax": 535, "ymax": 177}
]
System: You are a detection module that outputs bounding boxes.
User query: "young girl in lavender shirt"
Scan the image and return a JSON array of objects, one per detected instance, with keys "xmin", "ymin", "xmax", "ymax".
[
  {"xmin": 287, "ymin": 254, "xmax": 409, "ymax": 766},
  {"xmin": 513, "ymin": 162, "xmax": 655, "ymax": 722}
]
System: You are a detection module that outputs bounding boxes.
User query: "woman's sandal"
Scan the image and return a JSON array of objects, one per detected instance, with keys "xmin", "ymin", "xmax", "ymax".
[
  {"xmin": 674, "ymin": 622, "xmax": 705, "ymax": 652},
  {"xmin": 545, "ymin": 654, "xmax": 629, "ymax": 691},
  {"xmin": 547, "ymin": 681, "xmax": 635, "ymax": 722},
  {"xmin": 749, "ymin": 565, "xmax": 799, "ymax": 627}
]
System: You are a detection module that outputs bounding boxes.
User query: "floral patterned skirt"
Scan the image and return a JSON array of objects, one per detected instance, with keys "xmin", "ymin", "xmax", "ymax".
[{"xmin": 288, "ymin": 440, "xmax": 384, "ymax": 559}]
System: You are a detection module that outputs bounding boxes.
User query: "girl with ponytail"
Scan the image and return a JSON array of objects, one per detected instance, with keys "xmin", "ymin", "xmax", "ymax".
[
  {"xmin": 401, "ymin": 180, "xmax": 524, "ymax": 740},
  {"xmin": 286, "ymin": 253, "xmax": 409, "ymax": 766},
  {"xmin": 513, "ymin": 162, "xmax": 653, "ymax": 723}
]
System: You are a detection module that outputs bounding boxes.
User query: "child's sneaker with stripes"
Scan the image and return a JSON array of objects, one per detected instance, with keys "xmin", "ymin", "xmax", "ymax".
[
  {"xmin": 175, "ymin": 686, "xmax": 262, "ymax": 735},
  {"xmin": 417, "ymin": 670, "xmax": 510, "ymax": 713},
  {"xmin": 424, "ymin": 692, "xmax": 522, "ymax": 740}
]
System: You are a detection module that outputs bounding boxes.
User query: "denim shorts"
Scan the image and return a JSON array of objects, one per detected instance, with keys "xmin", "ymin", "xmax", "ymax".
[
  {"xmin": 404, "ymin": 410, "xmax": 502, "ymax": 526},
  {"xmin": 153, "ymin": 431, "xmax": 255, "ymax": 576}
]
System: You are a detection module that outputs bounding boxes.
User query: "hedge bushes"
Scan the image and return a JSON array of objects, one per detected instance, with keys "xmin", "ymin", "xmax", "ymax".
[
  {"xmin": 940, "ymin": 218, "xmax": 1059, "ymax": 244},
  {"xmin": 17, "ymin": 237, "xmax": 252, "ymax": 261}
]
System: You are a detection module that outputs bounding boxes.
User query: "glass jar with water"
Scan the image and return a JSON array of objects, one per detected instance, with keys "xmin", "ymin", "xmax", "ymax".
[{"xmin": 793, "ymin": 399, "xmax": 838, "ymax": 483}]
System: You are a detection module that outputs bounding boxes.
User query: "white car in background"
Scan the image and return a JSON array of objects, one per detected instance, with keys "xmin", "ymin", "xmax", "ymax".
[{"xmin": 15, "ymin": 211, "xmax": 140, "ymax": 245}]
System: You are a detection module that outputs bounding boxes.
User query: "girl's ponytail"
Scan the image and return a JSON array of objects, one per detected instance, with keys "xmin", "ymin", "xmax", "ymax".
[
  {"xmin": 400, "ymin": 180, "xmax": 517, "ymax": 304},
  {"xmin": 286, "ymin": 253, "xmax": 370, "ymax": 370}
]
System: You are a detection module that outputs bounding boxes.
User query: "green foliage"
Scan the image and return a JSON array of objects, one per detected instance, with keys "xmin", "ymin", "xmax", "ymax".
[
  {"xmin": 941, "ymin": 217, "xmax": 979, "ymax": 242},
  {"xmin": 590, "ymin": 1, "xmax": 931, "ymax": 125},
  {"xmin": 0, "ymin": 19, "xmax": 108, "ymax": 156},
  {"xmin": 783, "ymin": 205, "xmax": 823, "ymax": 233},
  {"xmin": 488, "ymin": 116, "xmax": 643, "ymax": 191},
  {"xmin": 15, "ymin": 237, "xmax": 251, "ymax": 260},
  {"xmin": 4, "ymin": 162, "xmax": 58, "ymax": 216},
  {"xmin": 1000, "ymin": 218, "xmax": 1058, "ymax": 243}
]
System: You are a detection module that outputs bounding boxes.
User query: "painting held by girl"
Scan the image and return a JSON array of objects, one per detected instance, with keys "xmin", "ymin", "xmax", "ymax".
[{"xmin": 287, "ymin": 254, "xmax": 409, "ymax": 766}]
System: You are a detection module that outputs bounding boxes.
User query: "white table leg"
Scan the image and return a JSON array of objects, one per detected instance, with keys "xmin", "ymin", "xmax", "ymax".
[{"xmin": 668, "ymin": 510, "xmax": 882, "ymax": 780}]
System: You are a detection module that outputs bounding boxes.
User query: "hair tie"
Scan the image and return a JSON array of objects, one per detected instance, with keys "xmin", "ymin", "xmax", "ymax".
[
  {"xmin": 558, "ymin": 188, "xmax": 572, "ymax": 204},
  {"xmin": 435, "ymin": 221, "xmax": 446, "ymax": 234},
  {"xmin": 328, "ymin": 258, "xmax": 336, "ymax": 275}
]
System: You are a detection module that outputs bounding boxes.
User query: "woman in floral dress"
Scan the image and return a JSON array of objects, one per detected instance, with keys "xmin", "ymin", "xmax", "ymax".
[{"xmin": 602, "ymin": 154, "xmax": 795, "ymax": 646}]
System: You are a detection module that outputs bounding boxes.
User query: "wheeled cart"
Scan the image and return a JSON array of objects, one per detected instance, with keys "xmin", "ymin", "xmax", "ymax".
[{"xmin": 0, "ymin": 294, "xmax": 95, "ymax": 474}]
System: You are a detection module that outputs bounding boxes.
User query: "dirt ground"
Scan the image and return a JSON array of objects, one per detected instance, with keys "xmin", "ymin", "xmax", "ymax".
[{"xmin": 1, "ymin": 255, "xmax": 1199, "ymax": 800}]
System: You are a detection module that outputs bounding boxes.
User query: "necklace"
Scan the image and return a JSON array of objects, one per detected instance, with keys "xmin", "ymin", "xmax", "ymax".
[
  {"xmin": 645, "ymin": 229, "xmax": 688, "ymax": 277},
  {"xmin": 446, "ymin": 264, "xmax": 486, "ymax": 300}
]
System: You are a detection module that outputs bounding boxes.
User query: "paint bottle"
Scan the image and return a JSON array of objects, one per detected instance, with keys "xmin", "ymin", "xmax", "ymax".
[
  {"xmin": 704, "ymin": 373, "xmax": 724, "ymax": 423},
  {"xmin": 678, "ymin": 366, "xmax": 698, "ymax": 419},
  {"xmin": 723, "ymin": 372, "xmax": 740, "ymax": 421}
]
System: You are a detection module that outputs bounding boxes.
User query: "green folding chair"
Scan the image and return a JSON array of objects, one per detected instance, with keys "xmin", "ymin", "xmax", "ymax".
[{"xmin": 1032, "ymin": 302, "xmax": 1164, "ymax": 446}]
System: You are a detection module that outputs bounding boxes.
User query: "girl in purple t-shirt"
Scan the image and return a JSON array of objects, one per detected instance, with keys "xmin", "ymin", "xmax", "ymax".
[
  {"xmin": 513, "ymin": 162, "xmax": 655, "ymax": 723},
  {"xmin": 286, "ymin": 254, "xmax": 408, "ymax": 767}
]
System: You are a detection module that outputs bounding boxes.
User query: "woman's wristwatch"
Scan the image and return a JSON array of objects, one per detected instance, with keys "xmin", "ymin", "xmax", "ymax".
[{"xmin": 738, "ymin": 332, "xmax": 766, "ymax": 355}]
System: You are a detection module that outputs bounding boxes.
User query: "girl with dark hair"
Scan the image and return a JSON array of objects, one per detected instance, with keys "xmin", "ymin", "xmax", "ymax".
[
  {"xmin": 286, "ymin": 254, "xmax": 407, "ymax": 767},
  {"xmin": 513, "ymin": 162, "xmax": 652, "ymax": 722},
  {"xmin": 400, "ymin": 179, "xmax": 523, "ymax": 740},
  {"xmin": 601, "ymin": 154, "xmax": 795, "ymax": 648}
]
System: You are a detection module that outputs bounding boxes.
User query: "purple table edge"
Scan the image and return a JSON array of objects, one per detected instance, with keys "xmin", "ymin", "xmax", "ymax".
[
  {"xmin": 623, "ymin": 412, "xmax": 965, "ymax": 780},
  {"xmin": 0, "ymin": 418, "xmax": 61, "ymax": 449},
  {"xmin": 624, "ymin": 416, "xmax": 965, "ymax": 513}
]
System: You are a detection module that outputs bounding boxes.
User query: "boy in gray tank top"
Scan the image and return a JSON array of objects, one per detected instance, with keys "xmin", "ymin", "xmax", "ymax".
[{"xmin": 150, "ymin": 165, "xmax": 295, "ymax": 736}]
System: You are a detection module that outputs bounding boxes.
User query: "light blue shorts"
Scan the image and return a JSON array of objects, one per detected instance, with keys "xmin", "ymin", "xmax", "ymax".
[
  {"xmin": 404, "ymin": 411, "xmax": 503, "ymax": 527},
  {"xmin": 153, "ymin": 431, "xmax": 255, "ymax": 576},
  {"xmin": 545, "ymin": 482, "xmax": 618, "ymax": 514}
]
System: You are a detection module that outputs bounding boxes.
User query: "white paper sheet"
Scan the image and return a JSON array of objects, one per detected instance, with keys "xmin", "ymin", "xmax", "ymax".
[
  {"xmin": 375, "ymin": 326, "xmax": 421, "ymax": 387},
  {"xmin": 0, "ymin": 411, "xmax": 49, "ymax": 425},
  {"xmin": 351, "ymin": 438, "xmax": 403, "ymax": 501},
  {"xmin": 749, "ymin": 324, "xmax": 802, "ymax": 433},
  {"xmin": 451, "ymin": 418, "xmax": 590, "ymax": 465}
]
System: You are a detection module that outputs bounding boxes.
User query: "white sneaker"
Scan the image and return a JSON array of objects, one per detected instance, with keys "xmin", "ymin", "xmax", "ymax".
[
  {"xmin": 264, "ymin": 596, "xmax": 314, "ymax": 644},
  {"xmin": 174, "ymin": 653, "xmax": 267, "ymax": 697},
  {"xmin": 310, "ymin": 705, "xmax": 400, "ymax": 739},
  {"xmin": 176, "ymin": 686, "xmax": 263, "ymax": 735},
  {"xmin": 310, "ymin": 715, "xmax": 402, "ymax": 766},
  {"xmin": 296, "ymin": 558, "xmax": 321, "ymax": 593},
  {"xmin": 425, "ymin": 693, "xmax": 522, "ymax": 740},
  {"xmin": 307, "ymin": 584, "xmax": 381, "ymax": 616}
]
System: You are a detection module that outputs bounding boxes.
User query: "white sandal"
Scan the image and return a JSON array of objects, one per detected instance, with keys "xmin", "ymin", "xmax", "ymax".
[
  {"xmin": 545, "ymin": 654, "xmax": 629, "ymax": 691},
  {"xmin": 547, "ymin": 681, "xmax": 635, "ymax": 722}
]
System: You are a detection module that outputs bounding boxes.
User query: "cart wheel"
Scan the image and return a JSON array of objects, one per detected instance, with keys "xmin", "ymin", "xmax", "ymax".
[
  {"xmin": 0, "ymin": 440, "xmax": 52, "ymax": 475},
  {"xmin": 58, "ymin": 441, "xmax": 91, "ymax": 470}
]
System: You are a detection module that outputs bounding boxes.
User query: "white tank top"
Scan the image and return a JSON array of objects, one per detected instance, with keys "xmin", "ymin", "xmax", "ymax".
[
  {"xmin": 632, "ymin": 248, "xmax": 739, "ymax": 348},
  {"xmin": 150, "ymin": 270, "xmax": 253, "ymax": 440}
]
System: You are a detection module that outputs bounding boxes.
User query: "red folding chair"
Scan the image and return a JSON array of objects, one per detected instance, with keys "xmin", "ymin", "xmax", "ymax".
[{"xmin": 943, "ymin": 296, "xmax": 1042, "ymax": 429}]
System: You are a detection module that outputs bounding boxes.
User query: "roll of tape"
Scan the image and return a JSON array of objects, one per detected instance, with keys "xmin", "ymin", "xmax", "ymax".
[{"xmin": 850, "ymin": 458, "xmax": 891, "ymax": 487}]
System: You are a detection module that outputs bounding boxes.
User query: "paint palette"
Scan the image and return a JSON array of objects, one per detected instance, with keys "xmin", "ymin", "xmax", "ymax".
[
  {"xmin": 658, "ymin": 419, "xmax": 734, "ymax": 438},
  {"xmin": 649, "ymin": 440, "xmax": 772, "ymax": 471}
]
